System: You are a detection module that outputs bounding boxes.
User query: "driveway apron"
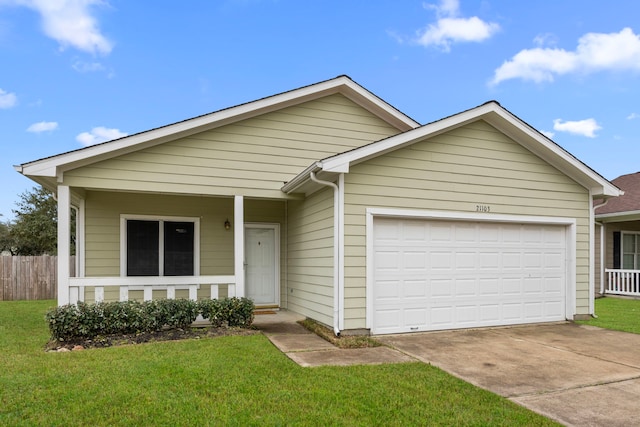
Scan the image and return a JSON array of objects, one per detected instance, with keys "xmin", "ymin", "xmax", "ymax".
[{"xmin": 378, "ymin": 323, "xmax": 640, "ymax": 427}]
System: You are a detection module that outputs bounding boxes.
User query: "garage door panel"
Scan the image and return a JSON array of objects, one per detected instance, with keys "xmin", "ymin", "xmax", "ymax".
[
  {"xmin": 456, "ymin": 279, "xmax": 477, "ymax": 296},
  {"xmin": 372, "ymin": 218, "xmax": 567, "ymax": 334},
  {"xmin": 479, "ymin": 278, "xmax": 500, "ymax": 296},
  {"xmin": 431, "ymin": 278, "xmax": 453, "ymax": 297}
]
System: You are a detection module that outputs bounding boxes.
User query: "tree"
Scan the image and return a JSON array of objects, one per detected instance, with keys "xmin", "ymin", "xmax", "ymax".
[
  {"xmin": 9, "ymin": 186, "xmax": 75, "ymax": 255},
  {"xmin": 0, "ymin": 216, "xmax": 12, "ymax": 254}
]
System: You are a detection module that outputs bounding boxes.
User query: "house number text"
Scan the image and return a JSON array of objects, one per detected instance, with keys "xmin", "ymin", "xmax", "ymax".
[{"xmin": 476, "ymin": 205, "xmax": 490, "ymax": 212}]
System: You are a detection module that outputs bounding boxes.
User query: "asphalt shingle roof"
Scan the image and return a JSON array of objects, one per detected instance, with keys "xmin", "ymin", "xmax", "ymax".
[{"xmin": 596, "ymin": 172, "xmax": 640, "ymax": 214}]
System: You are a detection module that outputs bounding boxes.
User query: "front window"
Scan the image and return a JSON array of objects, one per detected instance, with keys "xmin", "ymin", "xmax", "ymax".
[
  {"xmin": 622, "ymin": 232, "xmax": 640, "ymax": 270},
  {"xmin": 123, "ymin": 216, "xmax": 197, "ymax": 276}
]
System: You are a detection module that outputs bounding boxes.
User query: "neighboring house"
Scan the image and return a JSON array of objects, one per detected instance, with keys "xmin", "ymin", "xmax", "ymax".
[
  {"xmin": 16, "ymin": 75, "xmax": 621, "ymax": 335},
  {"xmin": 595, "ymin": 172, "xmax": 640, "ymax": 296}
]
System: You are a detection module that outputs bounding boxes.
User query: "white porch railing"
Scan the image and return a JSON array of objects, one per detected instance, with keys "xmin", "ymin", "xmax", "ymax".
[
  {"xmin": 605, "ymin": 269, "xmax": 640, "ymax": 297},
  {"xmin": 67, "ymin": 275, "xmax": 236, "ymax": 303}
]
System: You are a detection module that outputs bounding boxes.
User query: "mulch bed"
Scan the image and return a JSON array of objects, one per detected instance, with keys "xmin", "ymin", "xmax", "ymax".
[{"xmin": 45, "ymin": 326, "xmax": 261, "ymax": 352}]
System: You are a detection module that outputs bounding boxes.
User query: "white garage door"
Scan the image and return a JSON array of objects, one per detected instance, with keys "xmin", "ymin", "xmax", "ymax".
[{"xmin": 372, "ymin": 217, "xmax": 567, "ymax": 335}]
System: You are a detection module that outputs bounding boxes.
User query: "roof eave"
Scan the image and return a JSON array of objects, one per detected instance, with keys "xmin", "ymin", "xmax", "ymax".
[
  {"xmin": 596, "ymin": 210, "xmax": 640, "ymax": 223},
  {"xmin": 19, "ymin": 76, "xmax": 420, "ymax": 179}
]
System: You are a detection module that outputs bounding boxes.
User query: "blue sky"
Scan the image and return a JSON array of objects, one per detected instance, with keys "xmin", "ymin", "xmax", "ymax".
[{"xmin": 1, "ymin": 0, "xmax": 640, "ymax": 220}]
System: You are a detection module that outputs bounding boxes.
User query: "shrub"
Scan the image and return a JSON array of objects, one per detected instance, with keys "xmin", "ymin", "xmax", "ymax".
[
  {"xmin": 198, "ymin": 299, "xmax": 224, "ymax": 327},
  {"xmin": 46, "ymin": 297, "xmax": 255, "ymax": 341},
  {"xmin": 220, "ymin": 297, "xmax": 255, "ymax": 327},
  {"xmin": 198, "ymin": 297, "xmax": 254, "ymax": 327},
  {"xmin": 152, "ymin": 298, "xmax": 199, "ymax": 329}
]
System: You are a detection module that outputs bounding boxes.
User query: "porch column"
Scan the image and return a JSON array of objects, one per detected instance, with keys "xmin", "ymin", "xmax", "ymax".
[
  {"xmin": 234, "ymin": 195, "xmax": 244, "ymax": 297},
  {"xmin": 57, "ymin": 185, "xmax": 71, "ymax": 306}
]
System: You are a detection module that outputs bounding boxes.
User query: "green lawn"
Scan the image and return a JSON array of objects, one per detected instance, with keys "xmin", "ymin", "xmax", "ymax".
[
  {"xmin": 0, "ymin": 300, "xmax": 558, "ymax": 426},
  {"xmin": 577, "ymin": 296, "xmax": 640, "ymax": 334}
]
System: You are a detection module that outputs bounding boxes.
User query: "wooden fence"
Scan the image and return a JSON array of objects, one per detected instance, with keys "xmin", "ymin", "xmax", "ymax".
[{"xmin": 0, "ymin": 256, "xmax": 76, "ymax": 301}]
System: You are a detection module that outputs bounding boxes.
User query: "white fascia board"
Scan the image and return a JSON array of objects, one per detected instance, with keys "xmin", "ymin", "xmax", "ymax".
[
  {"xmin": 339, "ymin": 79, "xmax": 420, "ymax": 131},
  {"xmin": 19, "ymin": 76, "xmax": 418, "ymax": 179},
  {"xmin": 281, "ymin": 162, "xmax": 323, "ymax": 194},
  {"xmin": 482, "ymin": 107, "xmax": 621, "ymax": 198},
  {"xmin": 320, "ymin": 102, "xmax": 497, "ymax": 172},
  {"xmin": 595, "ymin": 210, "xmax": 640, "ymax": 222},
  {"xmin": 320, "ymin": 101, "xmax": 619, "ymax": 198}
]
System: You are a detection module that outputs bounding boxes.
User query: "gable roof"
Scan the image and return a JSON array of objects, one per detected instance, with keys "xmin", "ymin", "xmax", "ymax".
[
  {"xmin": 595, "ymin": 172, "xmax": 640, "ymax": 219},
  {"xmin": 16, "ymin": 75, "xmax": 420, "ymax": 190},
  {"xmin": 282, "ymin": 101, "xmax": 621, "ymax": 199}
]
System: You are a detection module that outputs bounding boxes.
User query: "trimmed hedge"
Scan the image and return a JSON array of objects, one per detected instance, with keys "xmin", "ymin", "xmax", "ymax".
[{"xmin": 46, "ymin": 297, "xmax": 255, "ymax": 342}]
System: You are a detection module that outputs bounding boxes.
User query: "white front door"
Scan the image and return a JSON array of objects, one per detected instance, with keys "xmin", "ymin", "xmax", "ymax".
[{"xmin": 245, "ymin": 224, "xmax": 279, "ymax": 306}]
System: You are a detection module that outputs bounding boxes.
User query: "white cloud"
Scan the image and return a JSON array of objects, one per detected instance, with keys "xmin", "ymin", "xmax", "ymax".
[
  {"xmin": 540, "ymin": 130, "xmax": 555, "ymax": 139},
  {"xmin": 491, "ymin": 28, "xmax": 640, "ymax": 85},
  {"xmin": 627, "ymin": 112, "xmax": 640, "ymax": 120},
  {"xmin": 553, "ymin": 118, "xmax": 602, "ymax": 138},
  {"xmin": 72, "ymin": 60, "xmax": 104, "ymax": 72},
  {"xmin": 3, "ymin": 0, "xmax": 112, "ymax": 55},
  {"xmin": 76, "ymin": 126, "xmax": 127, "ymax": 146},
  {"xmin": 533, "ymin": 33, "xmax": 558, "ymax": 48},
  {"xmin": 0, "ymin": 88, "xmax": 17, "ymax": 108},
  {"xmin": 416, "ymin": 0, "xmax": 499, "ymax": 51},
  {"xmin": 26, "ymin": 121, "xmax": 58, "ymax": 133}
]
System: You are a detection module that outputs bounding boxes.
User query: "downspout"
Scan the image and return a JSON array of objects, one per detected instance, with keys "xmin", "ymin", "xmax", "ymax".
[
  {"xmin": 310, "ymin": 171, "xmax": 342, "ymax": 336},
  {"xmin": 589, "ymin": 198, "xmax": 609, "ymax": 319}
]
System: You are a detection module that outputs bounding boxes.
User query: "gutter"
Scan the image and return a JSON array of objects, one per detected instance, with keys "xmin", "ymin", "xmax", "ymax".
[{"xmin": 309, "ymin": 171, "xmax": 343, "ymax": 336}]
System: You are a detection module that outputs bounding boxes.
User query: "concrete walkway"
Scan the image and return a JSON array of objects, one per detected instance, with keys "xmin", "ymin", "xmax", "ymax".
[
  {"xmin": 253, "ymin": 312, "xmax": 640, "ymax": 425},
  {"xmin": 378, "ymin": 323, "xmax": 640, "ymax": 427},
  {"xmin": 252, "ymin": 310, "xmax": 415, "ymax": 367}
]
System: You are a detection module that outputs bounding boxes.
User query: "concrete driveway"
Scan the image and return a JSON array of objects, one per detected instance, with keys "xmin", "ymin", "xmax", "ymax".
[{"xmin": 378, "ymin": 323, "xmax": 640, "ymax": 427}]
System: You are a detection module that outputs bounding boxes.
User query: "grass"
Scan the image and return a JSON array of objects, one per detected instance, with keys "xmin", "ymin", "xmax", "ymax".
[
  {"xmin": 298, "ymin": 318, "xmax": 381, "ymax": 348},
  {"xmin": 0, "ymin": 300, "xmax": 559, "ymax": 426},
  {"xmin": 577, "ymin": 296, "xmax": 640, "ymax": 334}
]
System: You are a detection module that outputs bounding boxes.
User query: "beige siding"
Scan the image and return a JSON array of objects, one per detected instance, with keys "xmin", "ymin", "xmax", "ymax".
[
  {"xmin": 343, "ymin": 120, "xmax": 591, "ymax": 330},
  {"xmin": 83, "ymin": 191, "xmax": 285, "ymax": 302},
  {"xmin": 63, "ymin": 94, "xmax": 400, "ymax": 197},
  {"xmin": 286, "ymin": 187, "xmax": 334, "ymax": 326}
]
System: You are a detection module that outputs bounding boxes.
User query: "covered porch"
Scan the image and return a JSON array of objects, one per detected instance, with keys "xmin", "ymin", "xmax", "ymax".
[
  {"xmin": 596, "ymin": 216, "xmax": 640, "ymax": 298},
  {"xmin": 57, "ymin": 186, "xmax": 285, "ymax": 307}
]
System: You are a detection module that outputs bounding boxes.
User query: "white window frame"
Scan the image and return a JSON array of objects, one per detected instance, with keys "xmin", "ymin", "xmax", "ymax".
[
  {"xmin": 621, "ymin": 231, "xmax": 640, "ymax": 270},
  {"xmin": 120, "ymin": 214, "xmax": 200, "ymax": 277}
]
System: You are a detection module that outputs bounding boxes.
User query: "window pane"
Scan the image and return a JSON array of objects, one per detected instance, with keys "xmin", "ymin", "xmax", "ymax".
[
  {"xmin": 127, "ymin": 220, "xmax": 159, "ymax": 276},
  {"xmin": 164, "ymin": 221, "xmax": 194, "ymax": 276},
  {"xmin": 623, "ymin": 254, "xmax": 635, "ymax": 269},
  {"xmin": 623, "ymin": 234, "xmax": 635, "ymax": 253}
]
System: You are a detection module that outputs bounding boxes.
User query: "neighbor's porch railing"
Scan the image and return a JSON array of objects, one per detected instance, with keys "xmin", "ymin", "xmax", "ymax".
[
  {"xmin": 67, "ymin": 275, "xmax": 236, "ymax": 303},
  {"xmin": 605, "ymin": 269, "xmax": 640, "ymax": 297}
]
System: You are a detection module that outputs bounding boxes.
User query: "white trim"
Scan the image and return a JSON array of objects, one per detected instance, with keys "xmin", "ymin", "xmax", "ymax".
[
  {"xmin": 312, "ymin": 102, "xmax": 620, "ymax": 198},
  {"xmin": 365, "ymin": 208, "xmax": 577, "ymax": 331},
  {"xmin": 620, "ymin": 231, "xmax": 640, "ymax": 269},
  {"xmin": 589, "ymin": 189, "xmax": 595, "ymax": 315},
  {"xmin": 18, "ymin": 76, "xmax": 419, "ymax": 179},
  {"xmin": 309, "ymin": 172, "xmax": 341, "ymax": 335},
  {"xmin": 57, "ymin": 185, "xmax": 71, "ymax": 306},
  {"xmin": 234, "ymin": 195, "xmax": 245, "ymax": 298},
  {"xmin": 599, "ymin": 222, "xmax": 605, "ymax": 294},
  {"xmin": 77, "ymin": 199, "xmax": 85, "ymax": 278},
  {"xmin": 119, "ymin": 214, "xmax": 200, "ymax": 277},
  {"xmin": 245, "ymin": 223, "xmax": 281, "ymax": 307},
  {"xmin": 70, "ymin": 275, "xmax": 235, "ymax": 287},
  {"xmin": 337, "ymin": 173, "xmax": 345, "ymax": 331},
  {"xmin": 596, "ymin": 210, "xmax": 640, "ymax": 222}
]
